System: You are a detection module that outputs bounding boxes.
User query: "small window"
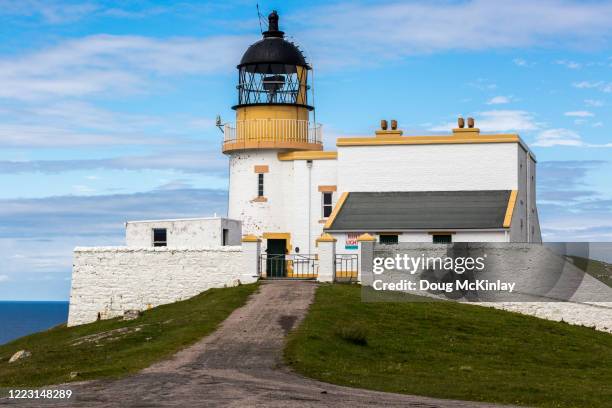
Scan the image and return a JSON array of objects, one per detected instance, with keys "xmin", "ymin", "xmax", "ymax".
[
  {"xmin": 153, "ymin": 228, "xmax": 167, "ymax": 247},
  {"xmin": 432, "ymin": 234, "xmax": 452, "ymax": 244},
  {"xmin": 257, "ymin": 173, "xmax": 264, "ymax": 197},
  {"xmin": 222, "ymin": 228, "xmax": 229, "ymax": 246},
  {"xmin": 379, "ymin": 234, "xmax": 398, "ymax": 245},
  {"xmin": 322, "ymin": 192, "xmax": 333, "ymax": 218}
]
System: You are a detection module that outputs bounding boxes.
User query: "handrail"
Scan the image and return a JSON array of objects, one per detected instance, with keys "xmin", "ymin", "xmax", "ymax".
[{"xmin": 223, "ymin": 119, "xmax": 322, "ymax": 146}]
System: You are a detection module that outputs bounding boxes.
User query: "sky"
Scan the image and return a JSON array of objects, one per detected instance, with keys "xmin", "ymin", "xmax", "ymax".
[{"xmin": 0, "ymin": 0, "xmax": 611, "ymax": 300}]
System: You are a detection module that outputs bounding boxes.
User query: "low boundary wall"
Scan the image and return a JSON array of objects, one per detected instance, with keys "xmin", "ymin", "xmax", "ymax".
[{"xmin": 68, "ymin": 246, "xmax": 255, "ymax": 326}]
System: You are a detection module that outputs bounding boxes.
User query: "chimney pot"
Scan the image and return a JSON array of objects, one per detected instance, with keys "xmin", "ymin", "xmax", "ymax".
[
  {"xmin": 390, "ymin": 119, "xmax": 398, "ymax": 130},
  {"xmin": 458, "ymin": 117, "xmax": 465, "ymax": 128},
  {"xmin": 467, "ymin": 117, "xmax": 475, "ymax": 128},
  {"xmin": 381, "ymin": 119, "xmax": 388, "ymax": 130}
]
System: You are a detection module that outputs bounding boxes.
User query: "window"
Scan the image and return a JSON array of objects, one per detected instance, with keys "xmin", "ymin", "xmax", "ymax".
[
  {"xmin": 432, "ymin": 234, "xmax": 452, "ymax": 244},
  {"xmin": 222, "ymin": 228, "xmax": 229, "ymax": 246},
  {"xmin": 153, "ymin": 228, "xmax": 167, "ymax": 247},
  {"xmin": 379, "ymin": 234, "xmax": 398, "ymax": 245},
  {"xmin": 322, "ymin": 192, "xmax": 333, "ymax": 218},
  {"xmin": 258, "ymin": 173, "xmax": 264, "ymax": 197}
]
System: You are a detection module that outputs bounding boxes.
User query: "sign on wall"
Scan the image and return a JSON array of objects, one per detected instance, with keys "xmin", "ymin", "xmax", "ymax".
[{"xmin": 345, "ymin": 232, "xmax": 362, "ymax": 250}]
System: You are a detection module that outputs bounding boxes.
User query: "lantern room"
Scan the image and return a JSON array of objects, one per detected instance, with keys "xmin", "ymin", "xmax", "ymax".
[{"xmin": 222, "ymin": 11, "xmax": 322, "ymax": 153}]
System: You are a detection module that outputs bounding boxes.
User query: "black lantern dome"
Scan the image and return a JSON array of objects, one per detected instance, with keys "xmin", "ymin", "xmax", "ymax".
[{"xmin": 233, "ymin": 11, "xmax": 313, "ymax": 110}]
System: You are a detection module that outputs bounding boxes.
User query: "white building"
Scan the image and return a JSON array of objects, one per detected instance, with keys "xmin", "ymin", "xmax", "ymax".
[
  {"xmin": 66, "ymin": 10, "xmax": 543, "ymax": 325},
  {"xmin": 222, "ymin": 11, "xmax": 541, "ymax": 264}
]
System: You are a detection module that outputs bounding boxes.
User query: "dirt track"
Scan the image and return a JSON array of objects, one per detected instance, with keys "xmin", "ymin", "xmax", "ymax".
[{"xmin": 2, "ymin": 281, "xmax": 516, "ymax": 407}]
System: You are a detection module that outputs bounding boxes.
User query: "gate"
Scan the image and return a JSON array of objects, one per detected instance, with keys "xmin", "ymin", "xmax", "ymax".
[
  {"xmin": 335, "ymin": 254, "xmax": 358, "ymax": 282},
  {"xmin": 260, "ymin": 254, "xmax": 318, "ymax": 279}
]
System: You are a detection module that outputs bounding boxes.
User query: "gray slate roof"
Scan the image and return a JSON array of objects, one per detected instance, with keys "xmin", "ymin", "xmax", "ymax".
[{"xmin": 326, "ymin": 190, "xmax": 511, "ymax": 231}]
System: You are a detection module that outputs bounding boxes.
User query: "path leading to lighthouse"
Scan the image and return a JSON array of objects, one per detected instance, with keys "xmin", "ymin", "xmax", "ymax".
[{"xmin": 3, "ymin": 281, "xmax": 517, "ymax": 408}]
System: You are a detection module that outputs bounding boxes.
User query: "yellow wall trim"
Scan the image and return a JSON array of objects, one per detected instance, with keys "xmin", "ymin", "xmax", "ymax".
[
  {"xmin": 318, "ymin": 185, "xmax": 337, "ymax": 192},
  {"xmin": 262, "ymin": 232, "xmax": 292, "ymax": 253},
  {"xmin": 357, "ymin": 233, "xmax": 376, "ymax": 242},
  {"xmin": 223, "ymin": 140, "xmax": 322, "ymax": 154},
  {"xmin": 277, "ymin": 151, "xmax": 338, "ymax": 161},
  {"xmin": 316, "ymin": 233, "xmax": 337, "ymax": 243},
  {"xmin": 323, "ymin": 192, "xmax": 349, "ymax": 229},
  {"xmin": 241, "ymin": 234, "xmax": 260, "ymax": 242},
  {"xmin": 254, "ymin": 165, "xmax": 269, "ymax": 173},
  {"xmin": 503, "ymin": 190, "xmax": 518, "ymax": 228}
]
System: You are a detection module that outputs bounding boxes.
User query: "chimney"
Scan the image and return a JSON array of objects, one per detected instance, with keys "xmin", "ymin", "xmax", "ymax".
[
  {"xmin": 376, "ymin": 119, "xmax": 403, "ymax": 137},
  {"xmin": 453, "ymin": 116, "xmax": 479, "ymax": 136}
]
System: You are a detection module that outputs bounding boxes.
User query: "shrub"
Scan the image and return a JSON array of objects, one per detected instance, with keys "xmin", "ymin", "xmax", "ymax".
[{"xmin": 336, "ymin": 324, "xmax": 368, "ymax": 346}]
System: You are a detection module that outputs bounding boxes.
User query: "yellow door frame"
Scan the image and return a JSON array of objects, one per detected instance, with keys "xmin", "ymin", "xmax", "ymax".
[{"xmin": 262, "ymin": 232, "xmax": 293, "ymax": 277}]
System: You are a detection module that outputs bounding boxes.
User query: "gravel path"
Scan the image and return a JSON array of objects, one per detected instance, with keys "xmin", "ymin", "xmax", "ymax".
[{"xmin": 2, "ymin": 281, "xmax": 517, "ymax": 408}]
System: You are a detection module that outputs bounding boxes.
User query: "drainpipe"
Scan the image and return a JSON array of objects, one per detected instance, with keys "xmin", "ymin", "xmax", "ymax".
[
  {"xmin": 307, "ymin": 159, "xmax": 313, "ymax": 255},
  {"xmin": 526, "ymin": 155, "xmax": 531, "ymax": 243}
]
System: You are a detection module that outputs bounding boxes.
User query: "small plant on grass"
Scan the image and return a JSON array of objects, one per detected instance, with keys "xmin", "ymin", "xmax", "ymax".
[{"xmin": 336, "ymin": 324, "xmax": 368, "ymax": 346}]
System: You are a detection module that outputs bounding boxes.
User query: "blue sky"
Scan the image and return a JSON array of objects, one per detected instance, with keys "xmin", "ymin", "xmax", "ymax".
[{"xmin": 0, "ymin": 0, "xmax": 611, "ymax": 300}]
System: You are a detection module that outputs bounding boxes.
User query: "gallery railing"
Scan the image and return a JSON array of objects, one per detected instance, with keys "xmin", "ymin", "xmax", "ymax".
[{"xmin": 223, "ymin": 119, "xmax": 322, "ymax": 147}]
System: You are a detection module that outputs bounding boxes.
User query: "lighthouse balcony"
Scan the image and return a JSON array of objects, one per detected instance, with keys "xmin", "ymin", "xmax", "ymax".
[{"xmin": 222, "ymin": 119, "xmax": 322, "ymax": 153}]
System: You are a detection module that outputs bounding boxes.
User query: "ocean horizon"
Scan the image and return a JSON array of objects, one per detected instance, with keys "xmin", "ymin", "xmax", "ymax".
[{"xmin": 0, "ymin": 301, "xmax": 69, "ymax": 345}]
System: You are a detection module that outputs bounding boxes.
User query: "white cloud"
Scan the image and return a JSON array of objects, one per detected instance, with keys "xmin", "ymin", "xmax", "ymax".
[
  {"xmin": 296, "ymin": 0, "xmax": 612, "ymax": 67},
  {"xmin": 0, "ymin": 101, "xmax": 217, "ymax": 148},
  {"xmin": 430, "ymin": 110, "xmax": 539, "ymax": 133},
  {"xmin": 556, "ymin": 60, "xmax": 581, "ymax": 69},
  {"xmin": 0, "ymin": 0, "xmax": 100, "ymax": 23},
  {"xmin": 487, "ymin": 96, "xmax": 511, "ymax": 105},
  {"xmin": 533, "ymin": 129, "xmax": 586, "ymax": 147},
  {"xmin": 513, "ymin": 58, "xmax": 529, "ymax": 67},
  {"xmin": 0, "ymin": 34, "xmax": 249, "ymax": 100},
  {"xmin": 573, "ymin": 81, "xmax": 612, "ymax": 93},
  {"xmin": 0, "ymin": 274, "xmax": 9, "ymax": 282},
  {"xmin": 585, "ymin": 99, "xmax": 604, "ymax": 107},
  {"xmin": 564, "ymin": 110, "xmax": 594, "ymax": 117}
]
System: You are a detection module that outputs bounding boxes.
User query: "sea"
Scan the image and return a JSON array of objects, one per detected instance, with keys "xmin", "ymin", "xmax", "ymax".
[{"xmin": 0, "ymin": 301, "xmax": 69, "ymax": 345}]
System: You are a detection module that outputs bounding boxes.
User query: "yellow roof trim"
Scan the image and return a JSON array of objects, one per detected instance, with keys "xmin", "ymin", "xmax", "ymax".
[
  {"xmin": 503, "ymin": 190, "xmax": 518, "ymax": 228},
  {"xmin": 336, "ymin": 134, "xmax": 521, "ymax": 147},
  {"xmin": 277, "ymin": 151, "xmax": 338, "ymax": 161},
  {"xmin": 323, "ymin": 192, "xmax": 349, "ymax": 229}
]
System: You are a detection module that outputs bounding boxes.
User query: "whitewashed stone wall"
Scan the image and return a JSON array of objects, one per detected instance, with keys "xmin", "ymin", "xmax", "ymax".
[
  {"xmin": 68, "ymin": 246, "xmax": 255, "ymax": 326},
  {"xmin": 125, "ymin": 218, "xmax": 241, "ymax": 248}
]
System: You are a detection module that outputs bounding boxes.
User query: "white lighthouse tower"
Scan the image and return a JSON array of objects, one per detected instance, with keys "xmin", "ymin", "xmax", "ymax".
[{"xmin": 222, "ymin": 11, "xmax": 322, "ymax": 256}]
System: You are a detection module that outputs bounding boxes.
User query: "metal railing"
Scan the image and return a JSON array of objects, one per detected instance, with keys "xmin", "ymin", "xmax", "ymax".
[
  {"xmin": 260, "ymin": 253, "xmax": 318, "ymax": 279},
  {"xmin": 335, "ymin": 254, "xmax": 358, "ymax": 282},
  {"xmin": 223, "ymin": 119, "xmax": 322, "ymax": 146}
]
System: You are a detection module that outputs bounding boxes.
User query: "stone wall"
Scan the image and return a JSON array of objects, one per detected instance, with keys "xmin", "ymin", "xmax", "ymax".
[
  {"xmin": 125, "ymin": 218, "xmax": 241, "ymax": 248},
  {"xmin": 68, "ymin": 246, "xmax": 255, "ymax": 326},
  {"xmin": 364, "ymin": 243, "xmax": 611, "ymax": 303}
]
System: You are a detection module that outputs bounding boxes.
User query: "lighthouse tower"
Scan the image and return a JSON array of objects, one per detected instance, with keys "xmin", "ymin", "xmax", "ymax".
[{"xmin": 223, "ymin": 11, "xmax": 322, "ymax": 244}]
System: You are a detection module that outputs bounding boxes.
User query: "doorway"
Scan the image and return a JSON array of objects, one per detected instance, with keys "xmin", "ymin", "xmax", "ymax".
[{"xmin": 266, "ymin": 238, "xmax": 287, "ymax": 278}]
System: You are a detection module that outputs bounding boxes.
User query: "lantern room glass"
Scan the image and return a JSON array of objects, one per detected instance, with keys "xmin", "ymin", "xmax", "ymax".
[{"xmin": 237, "ymin": 63, "xmax": 312, "ymax": 108}]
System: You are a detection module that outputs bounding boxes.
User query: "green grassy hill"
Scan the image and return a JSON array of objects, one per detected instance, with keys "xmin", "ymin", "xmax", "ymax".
[
  {"xmin": 0, "ymin": 283, "xmax": 257, "ymax": 388},
  {"xmin": 285, "ymin": 284, "xmax": 612, "ymax": 408},
  {"xmin": 568, "ymin": 255, "xmax": 612, "ymax": 288}
]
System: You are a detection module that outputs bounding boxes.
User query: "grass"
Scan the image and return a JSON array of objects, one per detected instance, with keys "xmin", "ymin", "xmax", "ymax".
[
  {"xmin": 0, "ymin": 283, "xmax": 258, "ymax": 388},
  {"xmin": 285, "ymin": 284, "xmax": 612, "ymax": 408},
  {"xmin": 568, "ymin": 255, "xmax": 612, "ymax": 288}
]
